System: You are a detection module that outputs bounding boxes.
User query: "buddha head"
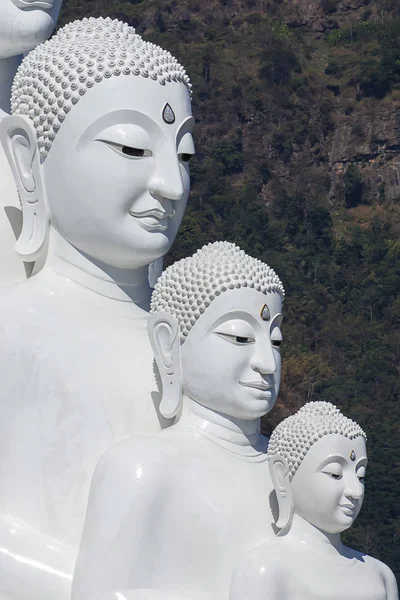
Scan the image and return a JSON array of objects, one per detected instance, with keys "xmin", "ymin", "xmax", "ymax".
[
  {"xmin": 0, "ymin": 0, "xmax": 63, "ymax": 59},
  {"xmin": 149, "ymin": 242, "xmax": 285, "ymax": 420},
  {"xmin": 0, "ymin": 17, "xmax": 194, "ymax": 268},
  {"xmin": 268, "ymin": 402, "xmax": 367, "ymax": 534}
]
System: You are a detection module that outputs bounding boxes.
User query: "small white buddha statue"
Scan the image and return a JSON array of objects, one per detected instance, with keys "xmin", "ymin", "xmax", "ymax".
[
  {"xmin": 72, "ymin": 242, "xmax": 285, "ymax": 600},
  {"xmin": 0, "ymin": 17, "xmax": 193, "ymax": 600},
  {"xmin": 230, "ymin": 402, "xmax": 399, "ymax": 600},
  {"xmin": 0, "ymin": 0, "xmax": 64, "ymax": 285}
]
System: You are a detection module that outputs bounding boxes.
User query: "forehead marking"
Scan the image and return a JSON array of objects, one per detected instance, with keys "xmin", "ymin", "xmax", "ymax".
[
  {"xmin": 260, "ymin": 304, "xmax": 271, "ymax": 321},
  {"xmin": 350, "ymin": 450, "xmax": 356, "ymax": 462},
  {"xmin": 162, "ymin": 103, "xmax": 176, "ymax": 124}
]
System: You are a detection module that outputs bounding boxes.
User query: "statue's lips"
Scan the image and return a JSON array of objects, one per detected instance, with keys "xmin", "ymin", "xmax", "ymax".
[
  {"xmin": 339, "ymin": 504, "xmax": 356, "ymax": 516},
  {"xmin": 12, "ymin": 0, "xmax": 54, "ymax": 10},
  {"xmin": 239, "ymin": 381, "xmax": 273, "ymax": 392},
  {"xmin": 129, "ymin": 209, "xmax": 174, "ymax": 233}
]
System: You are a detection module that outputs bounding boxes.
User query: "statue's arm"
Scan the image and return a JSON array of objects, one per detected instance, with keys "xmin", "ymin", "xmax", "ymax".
[
  {"xmin": 230, "ymin": 545, "xmax": 283, "ymax": 600},
  {"xmin": 72, "ymin": 438, "xmax": 171, "ymax": 600},
  {"xmin": 382, "ymin": 563, "xmax": 399, "ymax": 600}
]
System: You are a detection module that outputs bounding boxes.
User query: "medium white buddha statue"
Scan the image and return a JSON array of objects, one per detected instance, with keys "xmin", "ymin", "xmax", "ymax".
[
  {"xmin": 230, "ymin": 402, "xmax": 399, "ymax": 600},
  {"xmin": 72, "ymin": 241, "xmax": 285, "ymax": 600},
  {"xmin": 0, "ymin": 17, "xmax": 194, "ymax": 600},
  {"xmin": 0, "ymin": 0, "xmax": 64, "ymax": 285}
]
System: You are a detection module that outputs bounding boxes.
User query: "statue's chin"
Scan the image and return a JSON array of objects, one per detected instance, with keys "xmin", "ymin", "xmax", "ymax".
[{"xmin": 0, "ymin": 11, "xmax": 54, "ymax": 58}]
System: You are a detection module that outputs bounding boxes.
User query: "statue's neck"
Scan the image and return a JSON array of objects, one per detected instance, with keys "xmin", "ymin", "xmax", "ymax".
[
  {"xmin": 184, "ymin": 396, "xmax": 264, "ymax": 454},
  {"xmin": 43, "ymin": 226, "xmax": 151, "ymax": 308},
  {"xmin": 287, "ymin": 513, "xmax": 343, "ymax": 554},
  {"xmin": 0, "ymin": 55, "xmax": 21, "ymax": 118}
]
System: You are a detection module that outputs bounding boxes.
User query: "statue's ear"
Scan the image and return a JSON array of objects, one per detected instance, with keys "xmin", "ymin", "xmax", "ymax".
[
  {"xmin": 269, "ymin": 455, "xmax": 293, "ymax": 530},
  {"xmin": 0, "ymin": 114, "xmax": 49, "ymax": 262},
  {"xmin": 148, "ymin": 312, "xmax": 182, "ymax": 419}
]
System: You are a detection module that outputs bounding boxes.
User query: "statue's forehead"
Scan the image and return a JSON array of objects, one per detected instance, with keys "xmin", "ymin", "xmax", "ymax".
[
  {"xmin": 198, "ymin": 288, "xmax": 283, "ymax": 327},
  {"xmin": 64, "ymin": 75, "xmax": 192, "ymax": 135},
  {"xmin": 305, "ymin": 434, "xmax": 367, "ymax": 464}
]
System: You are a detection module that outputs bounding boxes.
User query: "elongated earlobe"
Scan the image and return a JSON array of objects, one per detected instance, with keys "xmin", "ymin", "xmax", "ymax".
[
  {"xmin": 148, "ymin": 312, "xmax": 182, "ymax": 419},
  {"xmin": 0, "ymin": 114, "xmax": 49, "ymax": 262},
  {"xmin": 269, "ymin": 455, "xmax": 294, "ymax": 530}
]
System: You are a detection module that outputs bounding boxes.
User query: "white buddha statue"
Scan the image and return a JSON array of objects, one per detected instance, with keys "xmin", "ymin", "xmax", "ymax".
[
  {"xmin": 0, "ymin": 17, "xmax": 193, "ymax": 600},
  {"xmin": 0, "ymin": 0, "xmax": 64, "ymax": 285},
  {"xmin": 72, "ymin": 241, "xmax": 285, "ymax": 600},
  {"xmin": 230, "ymin": 402, "xmax": 399, "ymax": 600}
]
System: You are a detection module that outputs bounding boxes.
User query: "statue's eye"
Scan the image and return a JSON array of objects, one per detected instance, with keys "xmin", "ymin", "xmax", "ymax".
[
  {"xmin": 122, "ymin": 146, "xmax": 146, "ymax": 157},
  {"xmin": 214, "ymin": 321, "xmax": 256, "ymax": 345},
  {"xmin": 101, "ymin": 140, "xmax": 152, "ymax": 158},
  {"xmin": 328, "ymin": 473, "xmax": 343, "ymax": 480},
  {"xmin": 357, "ymin": 466, "xmax": 366, "ymax": 482},
  {"xmin": 179, "ymin": 153, "xmax": 194, "ymax": 163},
  {"xmin": 272, "ymin": 340, "xmax": 282, "ymax": 348},
  {"xmin": 322, "ymin": 463, "xmax": 343, "ymax": 480},
  {"xmin": 236, "ymin": 336, "xmax": 251, "ymax": 344}
]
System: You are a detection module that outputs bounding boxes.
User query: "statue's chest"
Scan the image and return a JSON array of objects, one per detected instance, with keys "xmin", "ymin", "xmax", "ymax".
[
  {"xmin": 0, "ymin": 310, "xmax": 159, "ymax": 542},
  {"xmin": 4, "ymin": 310, "xmax": 158, "ymax": 434},
  {"xmin": 162, "ymin": 449, "xmax": 274, "ymax": 564},
  {"xmin": 289, "ymin": 558, "xmax": 386, "ymax": 600},
  {"xmin": 148, "ymin": 446, "xmax": 274, "ymax": 598}
]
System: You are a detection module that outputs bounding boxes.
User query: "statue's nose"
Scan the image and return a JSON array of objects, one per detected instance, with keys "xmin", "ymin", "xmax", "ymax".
[
  {"xmin": 149, "ymin": 156, "xmax": 185, "ymax": 202},
  {"xmin": 344, "ymin": 475, "xmax": 364, "ymax": 501},
  {"xmin": 250, "ymin": 339, "xmax": 277, "ymax": 375}
]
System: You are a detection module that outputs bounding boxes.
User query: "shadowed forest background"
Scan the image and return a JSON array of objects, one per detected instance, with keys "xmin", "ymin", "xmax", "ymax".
[{"xmin": 59, "ymin": 0, "xmax": 400, "ymax": 578}]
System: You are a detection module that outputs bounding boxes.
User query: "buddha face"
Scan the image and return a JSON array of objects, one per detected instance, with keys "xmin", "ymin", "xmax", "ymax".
[
  {"xmin": 181, "ymin": 287, "xmax": 283, "ymax": 420},
  {"xmin": 0, "ymin": 0, "xmax": 63, "ymax": 58},
  {"xmin": 290, "ymin": 434, "xmax": 367, "ymax": 534},
  {"xmin": 42, "ymin": 74, "xmax": 194, "ymax": 269}
]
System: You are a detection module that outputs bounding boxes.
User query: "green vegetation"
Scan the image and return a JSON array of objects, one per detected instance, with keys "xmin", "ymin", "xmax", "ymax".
[
  {"xmin": 326, "ymin": 17, "xmax": 400, "ymax": 98},
  {"xmin": 59, "ymin": 0, "xmax": 400, "ymax": 578}
]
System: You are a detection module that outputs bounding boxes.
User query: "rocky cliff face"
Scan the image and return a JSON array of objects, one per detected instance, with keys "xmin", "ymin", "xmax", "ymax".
[{"xmin": 282, "ymin": 0, "xmax": 400, "ymax": 208}]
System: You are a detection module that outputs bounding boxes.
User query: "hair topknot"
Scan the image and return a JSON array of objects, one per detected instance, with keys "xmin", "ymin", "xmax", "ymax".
[
  {"xmin": 11, "ymin": 17, "xmax": 191, "ymax": 161},
  {"xmin": 150, "ymin": 241, "xmax": 285, "ymax": 343},
  {"xmin": 267, "ymin": 401, "xmax": 367, "ymax": 481}
]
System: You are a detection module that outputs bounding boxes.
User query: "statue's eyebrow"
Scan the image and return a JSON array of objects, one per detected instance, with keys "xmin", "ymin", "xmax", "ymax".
[
  {"xmin": 268, "ymin": 312, "xmax": 283, "ymax": 329},
  {"xmin": 175, "ymin": 116, "xmax": 195, "ymax": 145},
  {"xmin": 318, "ymin": 455, "xmax": 346, "ymax": 468}
]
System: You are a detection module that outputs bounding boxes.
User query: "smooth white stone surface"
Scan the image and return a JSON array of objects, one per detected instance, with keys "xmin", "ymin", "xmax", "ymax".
[
  {"xmin": 73, "ymin": 285, "xmax": 284, "ymax": 600},
  {"xmin": 0, "ymin": 29, "xmax": 193, "ymax": 596},
  {"xmin": 230, "ymin": 538, "xmax": 395, "ymax": 600},
  {"xmin": 231, "ymin": 422, "xmax": 399, "ymax": 600}
]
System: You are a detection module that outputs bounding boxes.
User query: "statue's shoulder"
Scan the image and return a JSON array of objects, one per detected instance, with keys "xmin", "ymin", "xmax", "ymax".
[
  {"xmin": 362, "ymin": 552, "xmax": 397, "ymax": 580},
  {"xmin": 93, "ymin": 434, "xmax": 180, "ymax": 491},
  {"xmin": 233, "ymin": 539, "xmax": 285, "ymax": 578},
  {"xmin": 230, "ymin": 539, "xmax": 285, "ymax": 600},
  {"xmin": 343, "ymin": 547, "xmax": 397, "ymax": 583}
]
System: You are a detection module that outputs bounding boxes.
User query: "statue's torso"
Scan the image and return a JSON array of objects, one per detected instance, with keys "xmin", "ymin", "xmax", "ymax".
[
  {"xmin": 155, "ymin": 429, "xmax": 274, "ymax": 599},
  {"xmin": 284, "ymin": 550, "xmax": 387, "ymax": 600},
  {"xmin": 236, "ymin": 540, "xmax": 388, "ymax": 600},
  {"xmin": 0, "ymin": 269, "xmax": 163, "ymax": 598},
  {"xmin": 78, "ymin": 425, "xmax": 275, "ymax": 600}
]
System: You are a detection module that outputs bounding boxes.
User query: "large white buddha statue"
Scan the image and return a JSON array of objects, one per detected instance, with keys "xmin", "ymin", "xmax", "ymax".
[
  {"xmin": 72, "ymin": 241, "xmax": 285, "ymax": 600},
  {"xmin": 230, "ymin": 402, "xmax": 399, "ymax": 600},
  {"xmin": 0, "ymin": 17, "xmax": 193, "ymax": 600},
  {"xmin": 0, "ymin": 0, "xmax": 64, "ymax": 285}
]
